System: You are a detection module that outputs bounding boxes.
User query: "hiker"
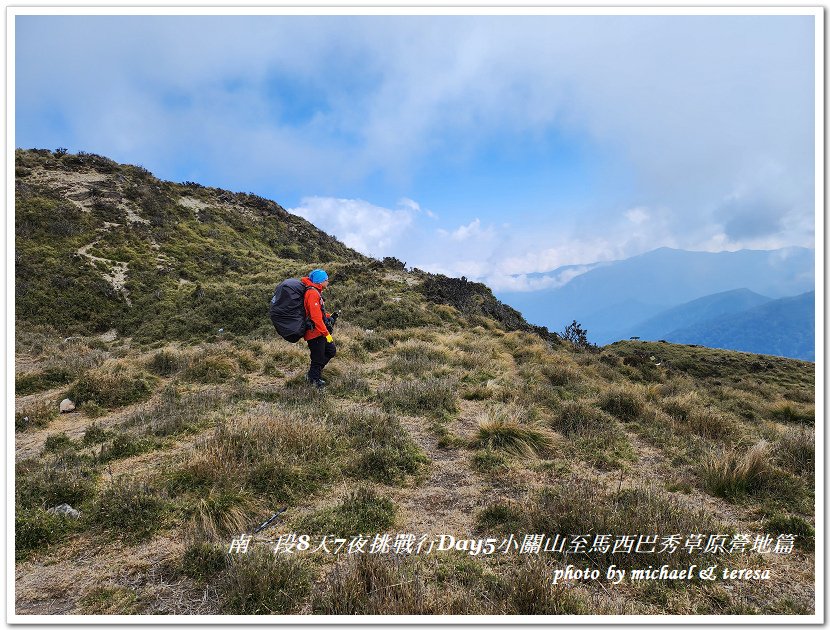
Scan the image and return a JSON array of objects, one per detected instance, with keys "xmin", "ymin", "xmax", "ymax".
[{"xmin": 302, "ymin": 269, "xmax": 337, "ymax": 388}]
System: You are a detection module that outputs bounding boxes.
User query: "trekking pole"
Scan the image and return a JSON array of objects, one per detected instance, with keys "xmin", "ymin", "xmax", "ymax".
[{"xmin": 253, "ymin": 507, "xmax": 287, "ymax": 534}]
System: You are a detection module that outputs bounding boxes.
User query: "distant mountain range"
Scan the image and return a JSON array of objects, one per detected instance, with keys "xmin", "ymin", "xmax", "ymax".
[
  {"xmin": 662, "ymin": 291, "xmax": 815, "ymax": 362},
  {"xmin": 495, "ymin": 247, "xmax": 815, "ymax": 360}
]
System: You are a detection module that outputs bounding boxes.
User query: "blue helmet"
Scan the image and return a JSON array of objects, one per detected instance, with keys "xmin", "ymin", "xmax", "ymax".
[{"xmin": 309, "ymin": 269, "xmax": 329, "ymax": 284}]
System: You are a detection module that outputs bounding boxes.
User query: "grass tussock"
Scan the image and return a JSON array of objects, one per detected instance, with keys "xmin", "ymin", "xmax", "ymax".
[
  {"xmin": 505, "ymin": 559, "xmax": 588, "ymax": 615},
  {"xmin": 146, "ymin": 348, "xmax": 189, "ymax": 376},
  {"xmin": 552, "ymin": 400, "xmax": 614, "ymax": 436},
  {"xmin": 66, "ymin": 363, "xmax": 155, "ymax": 408},
  {"xmin": 768, "ymin": 400, "xmax": 814, "ymax": 426},
  {"xmin": 492, "ymin": 477, "xmax": 721, "ymax": 571},
  {"xmin": 598, "ymin": 385, "xmax": 646, "ymax": 422},
  {"xmin": 77, "ymin": 586, "xmax": 141, "ymax": 614},
  {"xmin": 337, "ymin": 407, "xmax": 429, "ymax": 484},
  {"xmin": 311, "ymin": 554, "xmax": 428, "ymax": 614},
  {"xmin": 774, "ymin": 426, "xmax": 814, "ymax": 476},
  {"xmin": 89, "ymin": 477, "xmax": 169, "ymax": 540},
  {"xmin": 218, "ymin": 549, "xmax": 314, "ymax": 614},
  {"xmin": 181, "ymin": 352, "xmax": 239, "ymax": 383},
  {"xmin": 387, "ymin": 340, "xmax": 452, "ymax": 376},
  {"xmin": 475, "ymin": 413, "xmax": 556, "ymax": 457},
  {"xmin": 125, "ymin": 386, "xmax": 226, "ymax": 436},
  {"xmin": 379, "ymin": 377, "xmax": 457, "ymax": 419},
  {"xmin": 295, "ymin": 486, "xmax": 396, "ymax": 536},
  {"xmin": 168, "ymin": 408, "xmax": 340, "ymax": 504},
  {"xmin": 180, "ymin": 540, "xmax": 229, "ymax": 582},
  {"xmin": 699, "ymin": 442, "xmax": 774, "ymax": 498}
]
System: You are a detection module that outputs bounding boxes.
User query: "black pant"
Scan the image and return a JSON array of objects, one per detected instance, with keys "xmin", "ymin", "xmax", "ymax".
[{"xmin": 307, "ymin": 336, "xmax": 336, "ymax": 381}]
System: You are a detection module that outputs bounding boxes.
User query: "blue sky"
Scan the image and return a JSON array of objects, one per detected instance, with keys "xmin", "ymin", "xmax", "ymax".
[{"xmin": 15, "ymin": 13, "xmax": 816, "ymax": 291}]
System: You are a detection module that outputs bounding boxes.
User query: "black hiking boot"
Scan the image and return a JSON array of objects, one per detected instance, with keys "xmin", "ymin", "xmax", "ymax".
[{"xmin": 307, "ymin": 377, "xmax": 326, "ymax": 389}]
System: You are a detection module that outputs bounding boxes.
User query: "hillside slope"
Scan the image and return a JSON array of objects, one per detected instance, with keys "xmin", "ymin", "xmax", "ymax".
[
  {"xmin": 15, "ymin": 148, "xmax": 545, "ymax": 344},
  {"xmin": 665, "ymin": 291, "xmax": 816, "ymax": 362},
  {"xmin": 14, "ymin": 150, "xmax": 816, "ymax": 617}
]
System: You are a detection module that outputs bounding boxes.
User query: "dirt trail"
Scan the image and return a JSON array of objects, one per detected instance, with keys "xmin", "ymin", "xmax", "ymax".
[{"xmin": 388, "ymin": 399, "xmax": 499, "ymax": 537}]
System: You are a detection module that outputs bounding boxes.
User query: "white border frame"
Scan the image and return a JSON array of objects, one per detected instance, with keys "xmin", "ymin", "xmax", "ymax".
[{"xmin": 6, "ymin": 4, "xmax": 824, "ymax": 626}]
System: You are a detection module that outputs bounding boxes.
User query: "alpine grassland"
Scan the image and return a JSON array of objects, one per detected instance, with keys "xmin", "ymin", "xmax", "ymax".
[{"xmin": 14, "ymin": 149, "xmax": 815, "ymax": 616}]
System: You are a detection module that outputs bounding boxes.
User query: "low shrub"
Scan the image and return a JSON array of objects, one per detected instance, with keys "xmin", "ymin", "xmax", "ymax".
[
  {"xmin": 763, "ymin": 514, "xmax": 814, "ymax": 551},
  {"xmin": 82, "ymin": 422, "xmax": 111, "ymax": 445},
  {"xmin": 15, "ymin": 506, "xmax": 79, "ymax": 559},
  {"xmin": 89, "ymin": 477, "xmax": 168, "ymax": 540},
  {"xmin": 98, "ymin": 432, "xmax": 162, "ymax": 463},
  {"xmin": 15, "ymin": 398, "xmax": 58, "ymax": 432},
  {"xmin": 218, "ymin": 550, "xmax": 314, "ymax": 614},
  {"xmin": 598, "ymin": 386, "xmax": 645, "ymax": 422},
  {"xmin": 42, "ymin": 432, "xmax": 79, "ymax": 454},
  {"xmin": 379, "ymin": 378, "xmax": 457, "ymax": 419},
  {"xmin": 16, "ymin": 453, "xmax": 97, "ymax": 510},
  {"xmin": 295, "ymin": 487, "xmax": 396, "ymax": 536},
  {"xmin": 67, "ymin": 364, "xmax": 155, "ymax": 408}
]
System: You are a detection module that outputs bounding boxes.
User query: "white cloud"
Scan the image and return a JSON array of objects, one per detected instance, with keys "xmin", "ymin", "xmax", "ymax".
[
  {"xmin": 484, "ymin": 266, "xmax": 597, "ymax": 292},
  {"xmin": 625, "ymin": 207, "xmax": 649, "ymax": 224},
  {"xmin": 288, "ymin": 197, "xmax": 416, "ymax": 257},
  {"xmin": 443, "ymin": 218, "xmax": 494, "ymax": 242}
]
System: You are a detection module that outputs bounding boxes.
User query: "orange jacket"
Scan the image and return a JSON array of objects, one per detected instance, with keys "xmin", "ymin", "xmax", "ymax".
[{"xmin": 301, "ymin": 276, "xmax": 330, "ymax": 341}]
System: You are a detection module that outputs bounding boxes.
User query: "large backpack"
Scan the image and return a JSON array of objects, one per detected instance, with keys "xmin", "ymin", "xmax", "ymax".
[{"xmin": 269, "ymin": 279, "xmax": 311, "ymax": 343}]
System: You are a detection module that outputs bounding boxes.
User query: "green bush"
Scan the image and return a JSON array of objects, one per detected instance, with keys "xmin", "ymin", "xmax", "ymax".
[
  {"xmin": 42, "ymin": 432, "xmax": 79, "ymax": 454},
  {"xmin": 98, "ymin": 432, "xmax": 162, "ymax": 463},
  {"xmin": 82, "ymin": 422, "xmax": 111, "ymax": 445}
]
